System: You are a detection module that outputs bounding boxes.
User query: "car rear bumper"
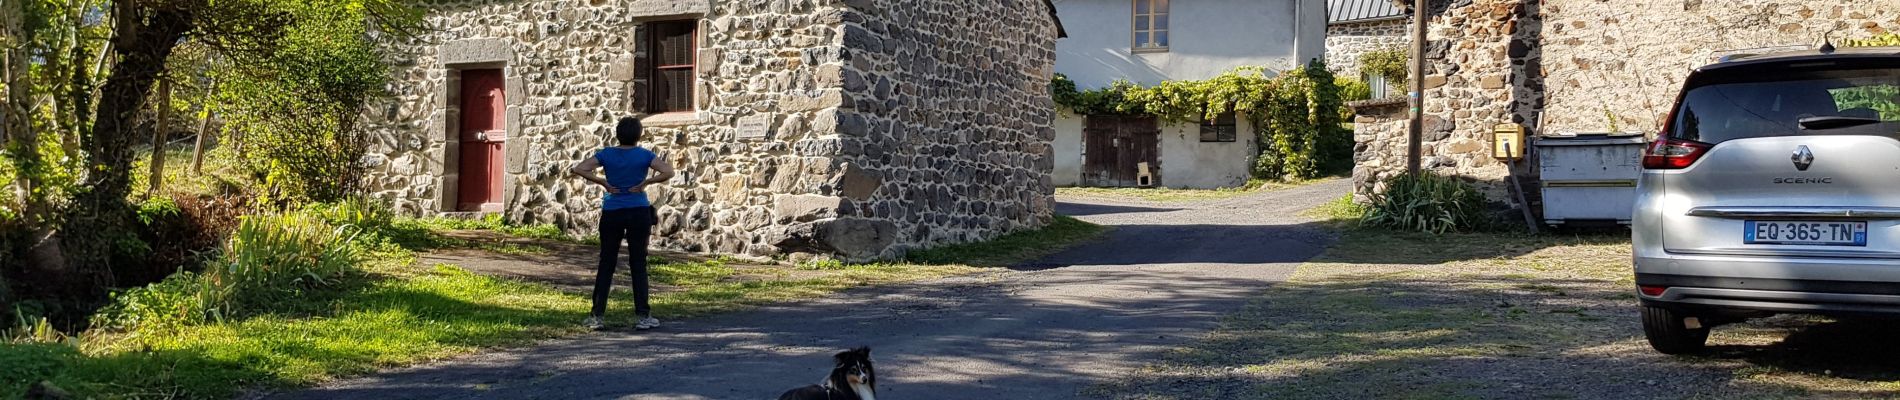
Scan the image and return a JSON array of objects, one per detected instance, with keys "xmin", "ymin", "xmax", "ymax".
[{"xmin": 1637, "ymin": 272, "xmax": 1900, "ymax": 317}]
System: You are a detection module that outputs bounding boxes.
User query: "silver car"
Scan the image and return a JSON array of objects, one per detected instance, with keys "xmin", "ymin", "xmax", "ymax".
[{"xmin": 1633, "ymin": 46, "xmax": 1900, "ymax": 354}]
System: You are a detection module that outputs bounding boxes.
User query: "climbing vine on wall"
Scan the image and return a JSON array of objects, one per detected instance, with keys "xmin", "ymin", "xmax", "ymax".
[
  {"xmin": 1051, "ymin": 61, "xmax": 1352, "ymax": 180},
  {"xmin": 1845, "ymin": 33, "xmax": 1900, "ymax": 47},
  {"xmin": 1357, "ymin": 47, "xmax": 1410, "ymax": 88},
  {"xmin": 1839, "ymin": 33, "xmax": 1900, "ymax": 119}
]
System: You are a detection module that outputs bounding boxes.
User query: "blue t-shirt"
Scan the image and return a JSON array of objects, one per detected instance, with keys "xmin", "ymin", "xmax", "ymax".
[{"xmin": 597, "ymin": 147, "xmax": 657, "ymax": 210}]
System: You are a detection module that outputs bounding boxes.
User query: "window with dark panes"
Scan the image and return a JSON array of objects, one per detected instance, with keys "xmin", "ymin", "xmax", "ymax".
[
  {"xmin": 638, "ymin": 20, "xmax": 697, "ymax": 114},
  {"xmin": 1200, "ymin": 113, "xmax": 1237, "ymax": 142}
]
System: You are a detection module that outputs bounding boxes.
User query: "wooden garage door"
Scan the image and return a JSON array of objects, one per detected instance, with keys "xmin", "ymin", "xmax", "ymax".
[{"xmin": 1082, "ymin": 115, "xmax": 1160, "ymax": 187}]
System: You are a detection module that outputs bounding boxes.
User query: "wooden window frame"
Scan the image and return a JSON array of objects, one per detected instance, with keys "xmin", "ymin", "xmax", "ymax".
[
  {"xmin": 1199, "ymin": 112, "xmax": 1238, "ymax": 142},
  {"xmin": 641, "ymin": 19, "xmax": 698, "ymax": 115},
  {"xmin": 1132, "ymin": 0, "xmax": 1169, "ymax": 53},
  {"xmin": 1366, "ymin": 72, "xmax": 1391, "ymax": 99}
]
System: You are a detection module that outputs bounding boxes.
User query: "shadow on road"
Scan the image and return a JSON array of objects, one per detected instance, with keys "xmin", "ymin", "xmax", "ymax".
[
  {"xmin": 269, "ymin": 269, "xmax": 1295, "ymax": 400},
  {"xmin": 1053, "ymin": 201, "xmax": 1183, "ymax": 217},
  {"xmin": 1014, "ymin": 222, "xmax": 1336, "ymax": 270}
]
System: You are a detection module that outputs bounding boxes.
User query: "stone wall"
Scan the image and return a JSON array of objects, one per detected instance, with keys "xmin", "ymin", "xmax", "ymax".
[
  {"xmin": 827, "ymin": 0, "xmax": 1060, "ymax": 258},
  {"xmin": 1351, "ymin": 0, "xmax": 1530, "ymax": 202},
  {"xmin": 1350, "ymin": 0, "xmax": 1895, "ymax": 205},
  {"xmin": 363, "ymin": 0, "xmax": 1060, "ymax": 261},
  {"xmin": 1539, "ymin": 0, "xmax": 1900, "ymax": 134},
  {"xmin": 1325, "ymin": 18, "xmax": 1410, "ymax": 78}
]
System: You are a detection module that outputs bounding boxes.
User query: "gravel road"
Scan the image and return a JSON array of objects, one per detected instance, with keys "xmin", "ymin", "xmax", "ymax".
[{"xmin": 270, "ymin": 179, "xmax": 1352, "ymax": 400}]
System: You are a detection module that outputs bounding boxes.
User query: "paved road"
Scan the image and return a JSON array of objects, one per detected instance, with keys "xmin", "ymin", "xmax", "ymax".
[{"xmin": 271, "ymin": 179, "xmax": 1351, "ymax": 400}]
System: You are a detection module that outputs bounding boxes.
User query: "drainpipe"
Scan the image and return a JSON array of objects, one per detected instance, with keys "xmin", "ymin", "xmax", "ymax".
[
  {"xmin": 1294, "ymin": 0, "xmax": 1304, "ymax": 67},
  {"xmin": 1407, "ymin": 0, "xmax": 1428, "ymax": 174}
]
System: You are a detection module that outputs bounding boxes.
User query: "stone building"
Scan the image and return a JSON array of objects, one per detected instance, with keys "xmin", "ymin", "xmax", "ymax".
[
  {"xmin": 1351, "ymin": 0, "xmax": 1900, "ymax": 206},
  {"xmin": 1324, "ymin": 0, "xmax": 1410, "ymax": 85},
  {"xmin": 359, "ymin": 0, "xmax": 1067, "ymax": 261}
]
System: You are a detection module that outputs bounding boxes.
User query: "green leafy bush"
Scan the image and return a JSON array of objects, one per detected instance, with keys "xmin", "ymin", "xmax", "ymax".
[
  {"xmin": 1845, "ymin": 33, "xmax": 1900, "ymax": 47},
  {"xmin": 217, "ymin": 1, "xmax": 408, "ymax": 204},
  {"xmin": 1363, "ymin": 173, "xmax": 1490, "ymax": 234},
  {"xmin": 93, "ymin": 212, "xmax": 363, "ymax": 330},
  {"xmin": 1337, "ymin": 77, "xmax": 1372, "ymax": 103}
]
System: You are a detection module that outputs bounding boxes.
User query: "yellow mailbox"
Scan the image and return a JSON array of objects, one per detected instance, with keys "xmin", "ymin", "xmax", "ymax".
[{"xmin": 1492, "ymin": 123, "xmax": 1526, "ymax": 160}]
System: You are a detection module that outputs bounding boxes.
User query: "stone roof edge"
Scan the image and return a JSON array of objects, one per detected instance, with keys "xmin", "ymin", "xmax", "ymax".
[
  {"xmin": 1045, "ymin": 0, "xmax": 1068, "ymax": 38},
  {"xmin": 1347, "ymin": 97, "xmax": 1409, "ymax": 110},
  {"xmin": 1329, "ymin": 15, "xmax": 1408, "ymax": 26}
]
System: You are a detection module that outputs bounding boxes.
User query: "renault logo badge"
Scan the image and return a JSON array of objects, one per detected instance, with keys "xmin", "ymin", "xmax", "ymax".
[{"xmin": 1792, "ymin": 145, "xmax": 1814, "ymax": 171}]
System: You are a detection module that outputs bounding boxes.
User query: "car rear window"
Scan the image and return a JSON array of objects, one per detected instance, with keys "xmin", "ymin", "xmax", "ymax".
[{"xmin": 1670, "ymin": 67, "xmax": 1900, "ymax": 143}]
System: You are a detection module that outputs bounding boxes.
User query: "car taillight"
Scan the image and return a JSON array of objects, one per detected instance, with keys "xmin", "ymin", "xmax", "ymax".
[
  {"xmin": 1642, "ymin": 137, "xmax": 1712, "ymax": 170},
  {"xmin": 1639, "ymin": 285, "xmax": 1668, "ymax": 297}
]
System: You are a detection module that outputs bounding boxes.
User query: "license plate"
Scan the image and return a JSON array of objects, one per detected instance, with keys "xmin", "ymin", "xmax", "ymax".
[{"xmin": 1744, "ymin": 220, "xmax": 1869, "ymax": 246}]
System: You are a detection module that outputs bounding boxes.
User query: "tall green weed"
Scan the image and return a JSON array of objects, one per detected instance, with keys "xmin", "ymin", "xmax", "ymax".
[
  {"xmin": 93, "ymin": 212, "xmax": 363, "ymax": 330},
  {"xmin": 1363, "ymin": 173, "xmax": 1490, "ymax": 234}
]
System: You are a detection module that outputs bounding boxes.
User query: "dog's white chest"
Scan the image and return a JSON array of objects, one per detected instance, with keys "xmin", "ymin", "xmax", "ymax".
[{"xmin": 849, "ymin": 383, "xmax": 875, "ymax": 400}]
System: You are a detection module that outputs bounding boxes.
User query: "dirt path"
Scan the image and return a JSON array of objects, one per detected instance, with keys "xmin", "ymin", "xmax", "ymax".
[
  {"xmin": 271, "ymin": 180, "xmax": 1352, "ymax": 400},
  {"xmin": 416, "ymin": 232, "xmax": 827, "ymax": 294}
]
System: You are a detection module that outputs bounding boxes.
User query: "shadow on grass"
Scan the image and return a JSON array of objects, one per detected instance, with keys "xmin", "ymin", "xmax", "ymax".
[
  {"xmin": 1316, "ymin": 227, "xmax": 1632, "ymax": 266},
  {"xmin": 1708, "ymin": 318, "xmax": 1900, "ymax": 383},
  {"xmin": 1087, "ymin": 272, "xmax": 1900, "ymax": 399},
  {"xmin": 1089, "ymin": 229, "xmax": 1900, "ymax": 399},
  {"xmin": 1, "ymin": 265, "xmax": 593, "ymax": 399}
]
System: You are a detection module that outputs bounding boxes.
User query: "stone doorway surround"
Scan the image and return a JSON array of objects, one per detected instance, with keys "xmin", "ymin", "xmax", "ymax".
[{"xmin": 436, "ymin": 38, "xmax": 523, "ymax": 214}]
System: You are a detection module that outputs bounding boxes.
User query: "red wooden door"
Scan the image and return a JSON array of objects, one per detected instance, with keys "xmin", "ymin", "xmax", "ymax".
[
  {"xmin": 458, "ymin": 69, "xmax": 506, "ymax": 212},
  {"xmin": 1082, "ymin": 115, "xmax": 1160, "ymax": 187}
]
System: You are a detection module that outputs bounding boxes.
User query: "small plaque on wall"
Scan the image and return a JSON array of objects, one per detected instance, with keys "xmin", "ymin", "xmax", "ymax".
[{"xmin": 736, "ymin": 114, "xmax": 773, "ymax": 140}]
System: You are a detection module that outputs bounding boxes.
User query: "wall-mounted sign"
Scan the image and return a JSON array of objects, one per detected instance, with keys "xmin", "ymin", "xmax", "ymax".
[
  {"xmin": 737, "ymin": 114, "xmax": 772, "ymax": 140},
  {"xmin": 1493, "ymin": 123, "xmax": 1526, "ymax": 160}
]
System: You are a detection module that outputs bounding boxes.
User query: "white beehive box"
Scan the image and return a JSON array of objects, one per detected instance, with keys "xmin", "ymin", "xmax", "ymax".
[{"xmin": 1535, "ymin": 135, "xmax": 1647, "ymax": 226}]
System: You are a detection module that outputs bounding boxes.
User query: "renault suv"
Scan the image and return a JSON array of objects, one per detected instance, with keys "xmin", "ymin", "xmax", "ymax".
[{"xmin": 1634, "ymin": 46, "xmax": 1900, "ymax": 354}]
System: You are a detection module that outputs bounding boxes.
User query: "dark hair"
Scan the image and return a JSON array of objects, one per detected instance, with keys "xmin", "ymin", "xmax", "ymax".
[{"xmin": 615, "ymin": 117, "xmax": 643, "ymax": 146}]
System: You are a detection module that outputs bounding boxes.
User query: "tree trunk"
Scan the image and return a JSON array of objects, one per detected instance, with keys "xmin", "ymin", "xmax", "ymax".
[
  {"xmin": 85, "ymin": 6, "xmax": 190, "ymax": 204},
  {"xmin": 148, "ymin": 78, "xmax": 171, "ymax": 195},
  {"xmin": 59, "ymin": 5, "xmax": 193, "ymax": 288},
  {"xmin": 192, "ymin": 80, "xmax": 215, "ymax": 175}
]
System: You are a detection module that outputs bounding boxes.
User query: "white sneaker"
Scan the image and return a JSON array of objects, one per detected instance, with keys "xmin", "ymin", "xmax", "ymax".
[
  {"xmin": 583, "ymin": 316, "xmax": 605, "ymax": 330},
  {"xmin": 635, "ymin": 317, "xmax": 661, "ymax": 330}
]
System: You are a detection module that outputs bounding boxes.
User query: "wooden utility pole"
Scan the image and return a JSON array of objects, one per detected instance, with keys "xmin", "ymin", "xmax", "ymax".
[
  {"xmin": 191, "ymin": 79, "xmax": 216, "ymax": 175},
  {"xmin": 1407, "ymin": 0, "xmax": 1428, "ymax": 174},
  {"xmin": 148, "ymin": 78, "xmax": 172, "ymax": 195}
]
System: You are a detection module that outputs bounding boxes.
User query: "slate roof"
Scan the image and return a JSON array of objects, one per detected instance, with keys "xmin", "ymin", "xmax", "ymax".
[{"xmin": 1328, "ymin": 0, "xmax": 1407, "ymax": 24}]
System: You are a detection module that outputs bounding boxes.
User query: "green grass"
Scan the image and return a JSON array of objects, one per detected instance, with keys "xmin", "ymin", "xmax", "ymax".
[
  {"xmin": 2, "ymin": 251, "xmax": 976, "ymax": 399},
  {"xmin": 1304, "ymin": 193, "xmax": 1367, "ymax": 224},
  {"xmin": 904, "ymin": 215, "xmax": 1108, "ymax": 267},
  {"xmin": 2, "ymin": 209, "xmax": 1107, "ymax": 398},
  {"xmin": 403, "ymin": 214, "xmax": 574, "ymax": 243},
  {"xmin": 132, "ymin": 146, "xmax": 255, "ymax": 198},
  {"xmin": 1056, "ymin": 178, "xmax": 1333, "ymax": 203}
]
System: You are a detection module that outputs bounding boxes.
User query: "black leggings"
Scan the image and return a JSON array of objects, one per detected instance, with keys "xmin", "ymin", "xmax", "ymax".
[{"xmin": 594, "ymin": 206, "xmax": 657, "ymax": 317}]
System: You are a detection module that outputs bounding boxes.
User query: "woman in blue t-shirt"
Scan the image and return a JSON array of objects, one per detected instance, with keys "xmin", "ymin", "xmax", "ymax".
[{"xmin": 570, "ymin": 117, "xmax": 675, "ymax": 331}]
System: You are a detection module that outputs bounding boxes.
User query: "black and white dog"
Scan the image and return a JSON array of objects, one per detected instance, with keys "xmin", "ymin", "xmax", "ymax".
[{"xmin": 778, "ymin": 347, "xmax": 876, "ymax": 400}]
